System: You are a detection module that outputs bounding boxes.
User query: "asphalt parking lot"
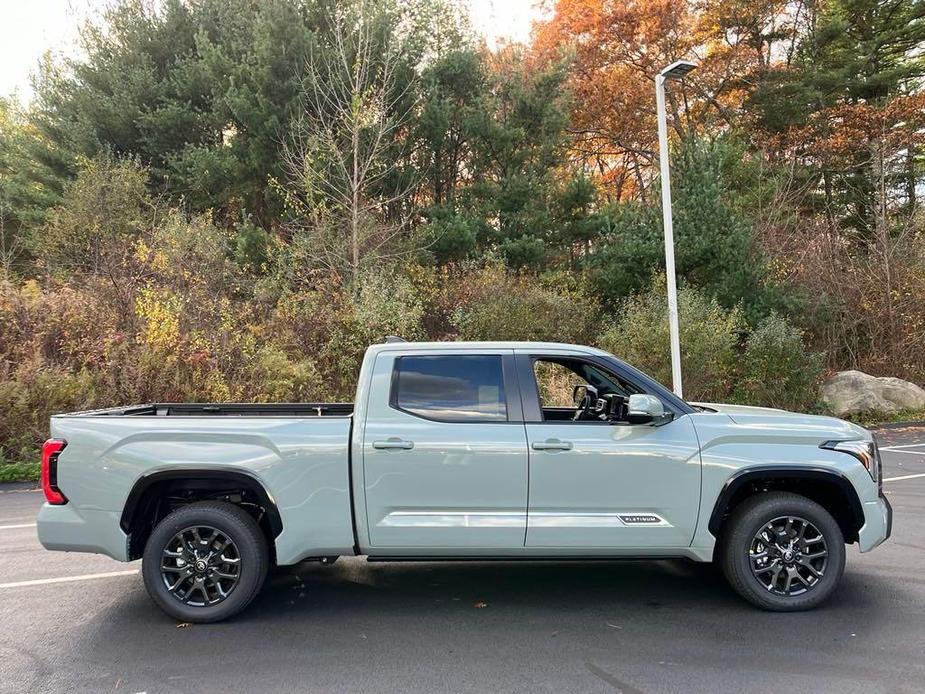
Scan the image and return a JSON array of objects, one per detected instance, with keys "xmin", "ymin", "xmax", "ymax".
[{"xmin": 1, "ymin": 427, "xmax": 923, "ymax": 694}]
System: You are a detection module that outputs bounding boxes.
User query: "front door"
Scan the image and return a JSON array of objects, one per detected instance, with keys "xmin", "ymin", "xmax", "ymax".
[
  {"xmin": 519, "ymin": 352, "xmax": 702, "ymax": 549},
  {"xmin": 362, "ymin": 350, "xmax": 529, "ymax": 549}
]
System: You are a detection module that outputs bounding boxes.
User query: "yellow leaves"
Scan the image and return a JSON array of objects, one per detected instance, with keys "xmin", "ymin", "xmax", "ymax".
[
  {"xmin": 272, "ymin": 293, "xmax": 302, "ymax": 322},
  {"xmin": 133, "ymin": 238, "xmax": 170, "ymax": 273},
  {"xmin": 133, "ymin": 239, "xmax": 150, "ymax": 265},
  {"xmin": 202, "ymin": 370, "xmax": 233, "ymax": 402},
  {"xmin": 135, "ymin": 287, "xmax": 182, "ymax": 351},
  {"xmin": 217, "ymin": 298, "xmax": 238, "ymax": 335},
  {"xmin": 766, "ymin": 256, "xmax": 794, "ymax": 282},
  {"xmin": 20, "ymin": 279, "xmax": 42, "ymax": 302},
  {"xmin": 188, "ymin": 331, "xmax": 213, "ymax": 356}
]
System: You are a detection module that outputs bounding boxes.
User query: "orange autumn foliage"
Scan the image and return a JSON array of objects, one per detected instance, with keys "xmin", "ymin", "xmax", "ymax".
[{"xmin": 533, "ymin": 0, "xmax": 809, "ymax": 200}]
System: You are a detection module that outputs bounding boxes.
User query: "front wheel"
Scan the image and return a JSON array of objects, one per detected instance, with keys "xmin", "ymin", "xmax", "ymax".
[
  {"xmin": 142, "ymin": 501, "xmax": 269, "ymax": 623},
  {"xmin": 720, "ymin": 492, "xmax": 845, "ymax": 611}
]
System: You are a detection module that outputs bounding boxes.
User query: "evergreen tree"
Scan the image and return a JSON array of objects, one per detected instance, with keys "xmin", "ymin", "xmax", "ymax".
[
  {"xmin": 586, "ymin": 137, "xmax": 780, "ymax": 318},
  {"xmin": 748, "ymin": 0, "xmax": 925, "ymax": 235}
]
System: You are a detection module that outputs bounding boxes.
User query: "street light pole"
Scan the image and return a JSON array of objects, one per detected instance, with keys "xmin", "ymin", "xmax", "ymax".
[{"xmin": 655, "ymin": 59, "xmax": 697, "ymax": 399}]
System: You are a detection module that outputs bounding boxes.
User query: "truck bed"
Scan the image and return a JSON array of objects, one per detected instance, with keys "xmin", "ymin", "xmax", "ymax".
[
  {"xmin": 46, "ymin": 406, "xmax": 358, "ymax": 564},
  {"xmin": 54, "ymin": 402, "xmax": 355, "ymax": 417}
]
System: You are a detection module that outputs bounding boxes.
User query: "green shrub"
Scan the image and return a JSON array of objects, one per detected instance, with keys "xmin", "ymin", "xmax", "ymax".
[
  {"xmin": 244, "ymin": 346, "xmax": 323, "ymax": 402},
  {"xmin": 598, "ymin": 276, "xmax": 742, "ymax": 401},
  {"xmin": 40, "ymin": 155, "xmax": 152, "ymax": 277},
  {"xmin": 598, "ymin": 276, "xmax": 824, "ymax": 409},
  {"xmin": 0, "ymin": 461, "xmax": 40, "ymax": 483},
  {"xmin": 233, "ymin": 215, "xmax": 272, "ymax": 273},
  {"xmin": 0, "ymin": 357, "xmax": 95, "ymax": 465},
  {"xmin": 301, "ymin": 270, "xmax": 428, "ymax": 399},
  {"xmin": 452, "ymin": 271, "xmax": 599, "ymax": 343},
  {"xmin": 737, "ymin": 312, "xmax": 823, "ymax": 411}
]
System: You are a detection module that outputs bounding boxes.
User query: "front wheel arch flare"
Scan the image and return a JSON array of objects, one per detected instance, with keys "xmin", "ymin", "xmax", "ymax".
[{"xmin": 708, "ymin": 467, "xmax": 864, "ymax": 543}]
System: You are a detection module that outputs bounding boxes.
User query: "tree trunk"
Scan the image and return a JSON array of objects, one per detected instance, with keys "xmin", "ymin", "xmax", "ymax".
[
  {"xmin": 352, "ymin": 124, "xmax": 360, "ymax": 289},
  {"xmin": 823, "ymin": 170, "xmax": 834, "ymax": 226},
  {"xmin": 870, "ymin": 134, "xmax": 896, "ymax": 361},
  {"xmin": 906, "ymin": 143, "xmax": 917, "ymax": 217}
]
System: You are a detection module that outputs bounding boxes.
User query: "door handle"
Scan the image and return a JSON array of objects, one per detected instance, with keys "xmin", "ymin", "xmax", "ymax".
[
  {"xmin": 373, "ymin": 438, "xmax": 414, "ymax": 450},
  {"xmin": 532, "ymin": 439, "xmax": 573, "ymax": 451}
]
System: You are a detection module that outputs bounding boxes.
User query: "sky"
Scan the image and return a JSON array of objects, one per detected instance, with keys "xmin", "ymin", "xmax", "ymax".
[{"xmin": 0, "ymin": 0, "xmax": 545, "ymax": 103}]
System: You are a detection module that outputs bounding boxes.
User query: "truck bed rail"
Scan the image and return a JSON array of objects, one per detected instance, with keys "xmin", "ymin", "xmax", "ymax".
[{"xmin": 54, "ymin": 403, "xmax": 355, "ymax": 417}]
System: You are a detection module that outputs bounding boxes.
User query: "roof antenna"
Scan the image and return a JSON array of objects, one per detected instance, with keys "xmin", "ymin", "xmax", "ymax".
[{"xmin": 385, "ymin": 336, "xmax": 407, "ymax": 343}]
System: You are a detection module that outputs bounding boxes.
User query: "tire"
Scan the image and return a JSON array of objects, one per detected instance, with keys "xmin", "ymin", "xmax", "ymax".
[
  {"xmin": 142, "ymin": 501, "xmax": 269, "ymax": 623},
  {"xmin": 720, "ymin": 492, "xmax": 845, "ymax": 611}
]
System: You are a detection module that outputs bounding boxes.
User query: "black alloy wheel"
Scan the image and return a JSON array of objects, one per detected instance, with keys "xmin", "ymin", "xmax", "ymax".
[
  {"xmin": 748, "ymin": 515, "xmax": 829, "ymax": 596},
  {"xmin": 142, "ymin": 501, "xmax": 269, "ymax": 623},
  {"xmin": 160, "ymin": 525, "xmax": 242, "ymax": 606},
  {"xmin": 721, "ymin": 492, "xmax": 845, "ymax": 611}
]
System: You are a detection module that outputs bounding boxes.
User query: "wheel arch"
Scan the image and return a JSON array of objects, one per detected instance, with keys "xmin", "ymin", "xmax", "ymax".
[
  {"xmin": 709, "ymin": 467, "xmax": 864, "ymax": 544},
  {"xmin": 120, "ymin": 468, "xmax": 283, "ymax": 561}
]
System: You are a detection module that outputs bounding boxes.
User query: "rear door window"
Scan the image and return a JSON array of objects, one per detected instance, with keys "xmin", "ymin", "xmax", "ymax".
[{"xmin": 392, "ymin": 355, "xmax": 507, "ymax": 422}]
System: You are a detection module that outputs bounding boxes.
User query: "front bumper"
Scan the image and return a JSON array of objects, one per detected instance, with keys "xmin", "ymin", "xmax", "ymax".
[{"xmin": 858, "ymin": 492, "xmax": 892, "ymax": 552}]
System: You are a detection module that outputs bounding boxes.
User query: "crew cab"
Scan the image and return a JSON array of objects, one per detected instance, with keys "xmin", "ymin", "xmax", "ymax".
[{"xmin": 37, "ymin": 340, "xmax": 892, "ymax": 622}]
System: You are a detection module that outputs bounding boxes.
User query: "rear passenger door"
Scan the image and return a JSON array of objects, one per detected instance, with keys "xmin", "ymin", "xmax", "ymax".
[{"xmin": 361, "ymin": 350, "xmax": 529, "ymax": 550}]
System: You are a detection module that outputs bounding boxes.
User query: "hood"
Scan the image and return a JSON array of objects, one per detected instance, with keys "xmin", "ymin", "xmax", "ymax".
[
  {"xmin": 692, "ymin": 402, "xmax": 789, "ymax": 417},
  {"xmin": 690, "ymin": 402, "xmax": 870, "ymax": 440}
]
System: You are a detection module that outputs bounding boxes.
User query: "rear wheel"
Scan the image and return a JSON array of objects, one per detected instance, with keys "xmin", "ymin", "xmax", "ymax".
[
  {"xmin": 142, "ymin": 501, "xmax": 269, "ymax": 623},
  {"xmin": 721, "ymin": 492, "xmax": 845, "ymax": 611}
]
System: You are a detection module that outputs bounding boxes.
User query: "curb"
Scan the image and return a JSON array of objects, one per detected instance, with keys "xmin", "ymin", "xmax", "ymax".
[
  {"xmin": 872, "ymin": 420, "xmax": 925, "ymax": 431},
  {"xmin": 0, "ymin": 481, "xmax": 40, "ymax": 493}
]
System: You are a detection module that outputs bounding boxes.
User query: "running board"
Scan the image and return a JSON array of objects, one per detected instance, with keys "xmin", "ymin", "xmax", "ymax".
[{"xmin": 364, "ymin": 555, "xmax": 684, "ymax": 563}]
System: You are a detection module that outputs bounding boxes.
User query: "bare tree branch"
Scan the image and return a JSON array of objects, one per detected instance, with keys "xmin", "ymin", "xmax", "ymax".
[{"xmin": 281, "ymin": 2, "xmax": 422, "ymax": 288}]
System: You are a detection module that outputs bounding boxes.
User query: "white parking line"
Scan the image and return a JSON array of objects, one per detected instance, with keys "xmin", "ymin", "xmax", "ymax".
[
  {"xmin": 881, "ymin": 444, "xmax": 925, "ymax": 451},
  {"xmin": 0, "ymin": 570, "xmax": 139, "ymax": 589},
  {"xmin": 882, "ymin": 449, "xmax": 925, "ymax": 457},
  {"xmin": 883, "ymin": 473, "xmax": 925, "ymax": 482},
  {"xmin": 0, "ymin": 523, "xmax": 36, "ymax": 530}
]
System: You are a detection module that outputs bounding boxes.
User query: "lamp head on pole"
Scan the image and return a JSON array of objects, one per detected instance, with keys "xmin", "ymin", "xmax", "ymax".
[{"xmin": 659, "ymin": 60, "xmax": 698, "ymax": 81}]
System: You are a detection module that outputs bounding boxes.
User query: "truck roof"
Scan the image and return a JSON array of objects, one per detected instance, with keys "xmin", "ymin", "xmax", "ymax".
[{"xmin": 368, "ymin": 340, "xmax": 612, "ymax": 356}]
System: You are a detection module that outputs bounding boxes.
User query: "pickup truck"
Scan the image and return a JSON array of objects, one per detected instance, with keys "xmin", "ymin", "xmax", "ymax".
[{"xmin": 37, "ymin": 340, "xmax": 892, "ymax": 622}]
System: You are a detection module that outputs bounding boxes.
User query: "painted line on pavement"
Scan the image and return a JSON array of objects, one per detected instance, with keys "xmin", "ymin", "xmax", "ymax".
[
  {"xmin": 0, "ymin": 570, "xmax": 139, "ymax": 589},
  {"xmin": 883, "ymin": 473, "xmax": 925, "ymax": 482},
  {"xmin": 0, "ymin": 523, "xmax": 36, "ymax": 530},
  {"xmin": 881, "ymin": 444, "xmax": 925, "ymax": 451},
  {"xmin": 882, "ymin": 449, "xmax": 925, "ymax": 457}
]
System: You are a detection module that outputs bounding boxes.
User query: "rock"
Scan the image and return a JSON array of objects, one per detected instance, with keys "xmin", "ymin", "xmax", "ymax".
[{"xmin": 821, "ymin": 370, "xmax": 925, "ymax": 416}]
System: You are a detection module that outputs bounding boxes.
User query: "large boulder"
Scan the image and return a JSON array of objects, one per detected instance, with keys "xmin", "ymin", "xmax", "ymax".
[{"xmin": 821, "ymin": 370, "xmax": 925, "ymax": 416}]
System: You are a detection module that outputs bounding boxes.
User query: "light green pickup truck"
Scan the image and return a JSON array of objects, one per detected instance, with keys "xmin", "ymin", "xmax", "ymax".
[{"xmin": 37, "ymin": 340, "xmax": 892, "ymax": 622}]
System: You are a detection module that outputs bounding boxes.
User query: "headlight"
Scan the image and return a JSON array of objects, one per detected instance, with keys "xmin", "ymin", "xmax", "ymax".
[{"xmin": 820, "ymin": 439, "xmax": 880, "ymax": 484}]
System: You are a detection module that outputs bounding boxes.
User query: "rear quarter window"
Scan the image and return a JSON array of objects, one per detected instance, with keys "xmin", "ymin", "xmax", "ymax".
[{"xmin": 391, "ymin": 355, "xmax": 507, "ymax": 422}]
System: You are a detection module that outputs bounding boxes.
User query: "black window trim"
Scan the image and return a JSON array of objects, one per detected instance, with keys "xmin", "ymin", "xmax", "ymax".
[
  {"xmin": 516, "ymin": 352, "xmax": 693, "ymax": 424},
  {"xmin": 389, "ymin": 352, "xmax": 523, "ymax": 424}
]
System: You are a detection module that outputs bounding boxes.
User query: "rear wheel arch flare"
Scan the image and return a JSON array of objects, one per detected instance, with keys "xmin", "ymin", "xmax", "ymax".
[{"xmin": 120, "ymin": 469, "xmax": 283, "ymax": 559}]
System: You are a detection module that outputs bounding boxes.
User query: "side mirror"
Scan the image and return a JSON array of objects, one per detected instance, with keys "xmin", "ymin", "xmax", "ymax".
[{"xmin": 626, "ymin": 394, "xmax": 666, "ymax": 425}]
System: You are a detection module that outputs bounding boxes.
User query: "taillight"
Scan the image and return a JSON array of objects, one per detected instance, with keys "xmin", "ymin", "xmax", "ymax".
[{"xmin": 41, "ymin": 439, "xmax": 68, "ymax": 505}]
